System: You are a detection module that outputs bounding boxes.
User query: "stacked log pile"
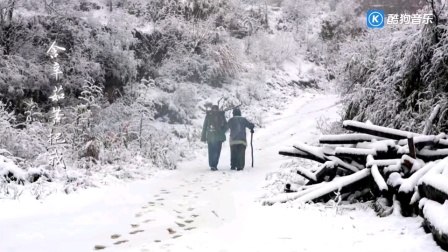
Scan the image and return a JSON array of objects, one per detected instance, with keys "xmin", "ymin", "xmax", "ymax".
[{"xmin": 265, "ymin": 120, "xmax": 448, "ymax": 250}]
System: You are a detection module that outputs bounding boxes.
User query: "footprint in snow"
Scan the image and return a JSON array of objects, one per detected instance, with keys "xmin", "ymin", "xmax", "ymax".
[
  {"xmin": 184, "ymin": 227, "xmax": 196, "ymax": 231},
  {"xmin": 135, "ymin": 212, "xmax": 143, "ymax": 218},
  {"xmin": 129, "ymin": 229, "xmax": 145, "ymax": 235},
  {"xmin": 185, "ymin": 220, "xmax": 194, "ymax": 224},
  {"xmin": 191, "ymin": 214, "xmax": 199, "ymax": 218},
  {"xmin": 131, "ymin": 224, "xmax": 139, "ymax": 228},
  {"xmin": 111, "ymin": 234, "xmax": 121, "ymax": 239},
  {"xmin": 172, "ymin": 235, "xmax": 182, "ymax": 239},
  {"xmin": 114, "ymin": 240, "xmax": 129, "ymax": 245},
  {"xmin": 175, "ymin": 222, "xmax": 186, "ymax": 227},
  {"xmin": 143, "ymin": 219, "xmax": 153, "ymax": 223},
  {"xmin": 94, "ymin": 245, "xmax": 106, "ymax": 250}
]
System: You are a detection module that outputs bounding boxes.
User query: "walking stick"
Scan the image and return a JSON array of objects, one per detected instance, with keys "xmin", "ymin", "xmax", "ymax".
[{"xmin": 251, "ymin": 131, "xmax": 254, "ymax": 168}]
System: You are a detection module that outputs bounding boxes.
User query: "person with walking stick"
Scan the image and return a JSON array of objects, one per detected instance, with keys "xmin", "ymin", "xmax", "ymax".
[{"xmin": 224, "ymin": 108, "xmax": 255, "ymax": 171}]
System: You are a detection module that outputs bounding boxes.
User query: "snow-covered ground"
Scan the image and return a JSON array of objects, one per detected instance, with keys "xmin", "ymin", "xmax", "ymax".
[{"xmin": 0, "ymin": 92, "xmax": 443, "ymax": 252}]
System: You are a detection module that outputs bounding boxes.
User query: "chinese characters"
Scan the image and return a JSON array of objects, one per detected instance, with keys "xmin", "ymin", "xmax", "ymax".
[
  {"xmin": 46, "ymin": 41, "xmax": 66, "ymax": 81},
  {"xmin": 387, "ymin": 14, "xmax": 433, "ymax": 25},
  {"xmin": 46, "ymin": 41, "xmax": 67, "ymax": 169}
]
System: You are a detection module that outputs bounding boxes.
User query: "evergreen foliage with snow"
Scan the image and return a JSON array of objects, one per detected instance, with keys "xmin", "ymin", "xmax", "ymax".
[
  {"xmin": 336, "ymin": 2, "xmax": 448, "ymax": 134},
  {"xmin": 0, "ymin": 0, "xmax": 325, "ymax": 198}
]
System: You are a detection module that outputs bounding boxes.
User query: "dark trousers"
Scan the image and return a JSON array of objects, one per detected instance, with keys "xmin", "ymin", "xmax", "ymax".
[
  {"xmin": 230, "ymin": 144, "xmax": 246, "ymax": 170},
  {"xmin": 208, "ymin": 141, "xmax": 222, "ymax": 168}
]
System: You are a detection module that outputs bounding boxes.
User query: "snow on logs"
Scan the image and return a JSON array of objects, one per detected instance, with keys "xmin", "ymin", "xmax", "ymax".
[
  {"xmin": 419, "ymin": 199, "xmax": 448, "ymax": 250},
  {"xmin": 293, "ymin": 169, "xmax": 371, "ymax": 204},
  {"xmin": 276, "ymin": 119, "xmax": 448, "ymax": 246},
  {"xmin": 319, "ymin": 133, "xmax": 386, "ymax": 144},
  {"xmin": 342, "ymin": 120, "xmax": 420, "ymax": 140}
]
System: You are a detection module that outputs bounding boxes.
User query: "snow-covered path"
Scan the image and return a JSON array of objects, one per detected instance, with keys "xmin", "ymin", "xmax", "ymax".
[{"xmin": 0, "ymin": 92, "xmax": 443, "ymax": 252}]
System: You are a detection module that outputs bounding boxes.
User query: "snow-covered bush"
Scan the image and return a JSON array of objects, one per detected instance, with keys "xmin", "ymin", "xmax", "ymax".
[
  {"xmin": 156, "ymin": 14, "xmax": 245, "ymax": 86},
  {"xmin": 171, "ymin": 84, "xmax": 198, "ymax": 121},
  {"xmin": 66, "ymin": 80, "xmax": 104, "ymax": 161},
  {"xmin": 247, "ymin": 30, "xmax": 298, "ymax": 66},
  {"xmin": 0, "ymin": 101, "xmax": 47, "ymax": 160},
  {"xmin": 0, "ymin": 0, "xmax": 320, "ymax": 200},
  {"xmin": 281, "ymin": 0, "xmax": 313, "ymax": 23},
  {"xmin": 337, "ymin": 3, "xmax": 448, "ymax": 134}
]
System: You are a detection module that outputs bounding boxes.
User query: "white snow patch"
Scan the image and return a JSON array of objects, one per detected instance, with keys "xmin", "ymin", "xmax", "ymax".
[
  {"xmin": 387, "ymin": 172, "xmax": 403, "ymax": 188},
  {"xmin": 294, "ymin": 169, "xmax": 371, "ymax": 203},
  {"xmin": 326, "ymin": 156, "xmax": 360, "ymax": 172},
  {"xmin": 371, "ymin": 165, "xmax": 388, "ymax": 191},
  {"xmin": 0, "ymin": 155, "xmax": 26, "ymax": 183},
  {"xmin": 343, "ymin": 120, "xmax": 420, "ymax": 139},
  {"xmin": 319, "ymin": 133, "xmax": 386, "ymax": 142},
  {"xmin": 367, "ymin": 159, "xmax": 400, "ymax": 168},
  {"xmin": 335, "ymin": 147, "xmax": 377, "ymax": 156},
  {"xmin": 420, "ymin": 174, "xmax": 448, "ymax": 196},
  {"xmin": 357, "ymin": 139, "xmax": 396, "ymax": 152},
  {"xmin": 293, "ymin": 143, "xmax": 325, "ymax": 159},
  {"xmin": 421, "ymin": 199, "xmax": 448, "ymax": 234},
  {"xmin": 399, "ymin": 162, "xmax": 435, "ymax": 193},
  {"xmin": 410, "ymin": 190, "xmax": 421, "ymax": 205}
]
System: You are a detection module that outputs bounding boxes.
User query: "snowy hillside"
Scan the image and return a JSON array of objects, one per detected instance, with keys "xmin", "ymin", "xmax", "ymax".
[
  {"xmin": 1, "ymin": 0, "xmax": 448, "ymax": 251},
  {"xmin": 1, "ymin": 91, "xmax": 444, "ymax": 252},
  {"xmin": 0, "ymin": 0, "xmax": 329, "ymax": 199}
]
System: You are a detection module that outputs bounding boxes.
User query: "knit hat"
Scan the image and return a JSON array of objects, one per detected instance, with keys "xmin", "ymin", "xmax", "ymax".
[{"xmin": 232, "ymin": 107, "xmax": 241, "ymax": 116}]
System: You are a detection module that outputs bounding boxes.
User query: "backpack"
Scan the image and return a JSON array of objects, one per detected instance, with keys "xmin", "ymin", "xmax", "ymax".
[{"xmin": 208, "ymin": 111, "xmax": 225, "ymax": 131}]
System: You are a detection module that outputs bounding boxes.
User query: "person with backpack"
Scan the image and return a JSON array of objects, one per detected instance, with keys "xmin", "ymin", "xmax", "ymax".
[
  {"xmin": 201, "ymin": 105, "xmax": 227, "ymax": 171},
  {"xmin": 224, "ymin": 107, "xmax": 255, "ymax": 171}
]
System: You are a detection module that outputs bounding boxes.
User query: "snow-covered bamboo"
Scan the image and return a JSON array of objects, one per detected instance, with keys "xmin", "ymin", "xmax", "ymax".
[
  {"xmin": 294, "ymin": 169, "xmax": 371, "ymax": 203},
  {"xmin": 371, "ymin": 164, "xmax": 388, "ymax": 193},
  {"xmin": 343, "ymin": 120, "xmax": 420, "ymax": 140},
  {"xmin": 262, "ymin": 182, "xmax": 328, "ymax": 205},
  {"xmin": 279, "ymin": 148, "xmax": 325, "ymax": 163},
  {"xmin": 422, "ymin": 104, "xmax": 440, "ymax": 135},
  {"xmin": 319, "ymin": 133, "xmax": 386, "ymax": 144},
  {"xmin": 399, "ymin": 162, "xmax": 435, "ymax": 193}
]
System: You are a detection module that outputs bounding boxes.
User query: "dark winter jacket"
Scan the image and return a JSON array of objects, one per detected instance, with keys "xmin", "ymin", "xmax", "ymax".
[
  {"xmin": 224, "ymin": 116, "xmax": 255, "ymax": 146},
  {"xmin": 201, "ymin": 111, "xmax": 227, "ymax": 143}
]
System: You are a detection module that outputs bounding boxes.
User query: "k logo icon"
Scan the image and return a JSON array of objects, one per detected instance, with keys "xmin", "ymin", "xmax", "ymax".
[{"xmin": 367, "ymin": 10, "xmax": 385, "ymax": 28}]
